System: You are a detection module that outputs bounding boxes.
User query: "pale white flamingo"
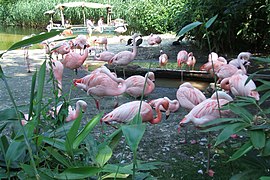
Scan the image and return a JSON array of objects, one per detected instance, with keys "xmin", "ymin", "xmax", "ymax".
[{"xmin": 21, "ymin": 34, "xmax": 35, "ymax": 73}]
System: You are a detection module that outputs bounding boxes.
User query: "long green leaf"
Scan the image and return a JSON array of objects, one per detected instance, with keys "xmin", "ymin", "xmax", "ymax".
[
  {"xmin": 102, "ymin": 164, "xmax": 133, "ymax": 174},
  {"xmin": 101, "ymin": 173, "xmax": 129, "ymax": 179},
  {"xmin": 6, "ymin": 141, "xmax": 26, "ymax": 166},
  {"xmin": 215, "ymin": 122, "xmax": 249, "ymax": 146},
  {"xmin": 54, "ymin": 167, "xmax": 101, "ymax": 179},
  {"xmin": 95, "ymin": 145, "xmax": 112, "ymax": 167},
  {"xmin": 122, "ymin": 124, "xmax": 146, "ymax": 153},
  {"xmin": 204, "ymin": 14, "xmax": 218, "ymax": 29},
  {"xmin": 249, "ymin": 130, "xmax": 265, "ymax": 149},
  {"xmin": 65, "ymin": 111, "xmax": 83, "ymax": 155},
  {"xmin": 73, "ymin": 112, "xmax": 102, "ymax": 149},
  {"xmin": 0, "ymin": 31, "xmax": 63, "ymax": 58},
  {"xmin": 262, "ymin": 139, "xmax": 270, "ymax": 156},
  {"xmin": 229, "ymin": 104, "xmax": 253, "ymax": 123},
  {"xmin": 200, "ymin": 118, "xmax": 243, "ymax": 127},
  {"xmin": 28, "ymin": 70, "xmax": 37, "ymax": 121},
  {"xmin": 42, "ymin": 136, "xmax": 66, "ymax": 151},
  {"xmin": 259, "ymin": 91, "xmax": 270, "ymax": 105},
  {"xmin": 107, "ymin": 128, "xmax": 123, "ymax": 150},
  {"xmin": 45, "ymin": 147, "xmax": 72, "ymax": 168},
  {"xmin": 228, "ymin": 141, "xmax": 253, "ymax": 162},
  {"xmin": 177, "ymin": 21, "xmax": 202, "ymax": 37},
  {"xmin": 35, "ymin": 61, "xmax": 46, "ymax": 123}
]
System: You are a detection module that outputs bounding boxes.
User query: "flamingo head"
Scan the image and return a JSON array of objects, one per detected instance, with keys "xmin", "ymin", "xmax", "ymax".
[{"xmin": 73, "ymin": 79, "xmax": 82, "ymax": 86}]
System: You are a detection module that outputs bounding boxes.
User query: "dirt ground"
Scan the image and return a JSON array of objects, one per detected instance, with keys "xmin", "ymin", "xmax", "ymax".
[{"xmin": 0, "ymin": 34, "xmax": 229, "ymax": 179}]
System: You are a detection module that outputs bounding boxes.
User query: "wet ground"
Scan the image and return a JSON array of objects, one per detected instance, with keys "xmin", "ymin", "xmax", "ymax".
[{"xmin": 0, "ymin": 34, "xmax": 246, "ymax": 179}]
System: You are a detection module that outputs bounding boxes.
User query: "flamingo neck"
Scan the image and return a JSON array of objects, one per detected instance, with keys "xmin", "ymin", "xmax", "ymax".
[
  {"xmin": 220, "ymin": 78, "xmax": 230, "ymax": 91},
  {"xmin": 149, "ymin": 99, "xmax": 168, "ymax": 124}
]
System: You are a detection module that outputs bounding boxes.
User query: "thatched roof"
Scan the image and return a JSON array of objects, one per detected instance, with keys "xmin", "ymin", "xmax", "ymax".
[{"xmin": 55, "ymin": 2, "xmax": 112, "ymax": 9}]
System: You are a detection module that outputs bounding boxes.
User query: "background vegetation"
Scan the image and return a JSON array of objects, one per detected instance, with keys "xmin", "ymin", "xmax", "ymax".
[{"xmin": 0, "ymin": 0, "xmax": 269, "ymax": 53}]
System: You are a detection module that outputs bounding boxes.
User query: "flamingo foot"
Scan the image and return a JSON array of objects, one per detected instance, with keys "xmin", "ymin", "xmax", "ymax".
[{"xmin": 95, "ymin": 99, "xmax": 100, "ymax": 110}]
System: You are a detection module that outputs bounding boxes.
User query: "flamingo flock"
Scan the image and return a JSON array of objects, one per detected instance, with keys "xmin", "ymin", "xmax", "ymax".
[{"xmin": 20, "ymin": 32, "xmax": 260, "ymax": 149}]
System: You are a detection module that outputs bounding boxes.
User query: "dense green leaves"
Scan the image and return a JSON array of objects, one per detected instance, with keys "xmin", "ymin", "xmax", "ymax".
[{"xmin": 178, "ymin": 21, "xmax": 202, "ymax": 37}]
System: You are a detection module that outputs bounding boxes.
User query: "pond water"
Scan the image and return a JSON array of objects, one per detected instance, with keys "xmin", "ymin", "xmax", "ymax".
[{"xmin": 0, "ymin": 26, "xmax": 46, "ymax": 50}]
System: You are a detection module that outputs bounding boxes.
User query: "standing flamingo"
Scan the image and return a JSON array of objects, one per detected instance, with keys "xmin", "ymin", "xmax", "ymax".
[
  {"xmin": 220, "ymin": 70, "xmax": 260, "ymax": 100},
  {"xmin": 73, "ymin": 35, "xmax": 89, "ymax": 54},
  {"xmin": 73, "ymin": 66, "xmax": 126, "ymax": 110},
  {"xmin": 21, "ymin": 34, "xmax": 35, "ymax": 73},
  {"xmin": 159, "ymin": 50, "xmax": 168, "ymax": 68},
  {"xmin": 149, "ymin": 97, "xmax": 179, "ymax": 113},
  {"xmin": 186, "ymin": 52, "xmax": 196, "ymax": 70},
  {"xmin": 93, "ymin": 37, "xmax": 108, "ymax": 51},
  {"xmin": 51, "ymin": 41, "xmax": 71, "ymax": 60},
  {"xmin": 124, "ymin": 72, "xmax": 155, "ymax": 99},
  {"xmin": 176, "ymin": 82, "xmax": 206, "ymax": 110},
  {"xmin": 61, "ymin": 48, "xmax": 89, "ymax": 74},
  {"xmin": 46, "ymin": 59, "xmax": 64, "ymax": 97},
  {"xmin": 177, "ymin": 50, "xmax": 188, "ymax": 68},
  {"xmin": 101, "ymin": 98, "xmax": 170, "ymax": 126},
  {"xmin": 109, "ymin": 33, "xmax": 139, "ymax": 78}
]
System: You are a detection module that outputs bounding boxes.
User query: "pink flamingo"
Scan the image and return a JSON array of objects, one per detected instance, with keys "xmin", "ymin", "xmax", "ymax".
[
  {"xmin": 61, "ymin": 48, "xmax": 89, "ymax": 74},
  {"xmin": 73, "ymin": 35, "xmax": 89, "ymax": 54},
  {"xmin": 159, "ymin": 50, "xmax": 168, "ymax": 68},
  {"xmin": 179, "ymin": 91, "xmax": 233, "ymax": 127},
  {"xmin": 216, "ymin": 55, "xmax": 247, "ymax": 82},
  {"xmin": 94, "ymin": 51, "xmax": 115, "ymax": 62},
  {"xmin": 21, "ymin": 34, "xmax": 35, "ymax": 73},
  {"xmin": 176, "ymin": 82, "xmax": 206, "ymax": 110},
  {"xmin": 186, "ymin": 52, "xmax": 196, "ymax": 70},
  {"xmin": 49, "ymin": 100, "xmax": 88, "ymax": 122},
  {"xmin": 124, "ymin": 72, "xmax": 155, "ymax": 99},
  {"xmin": 149, "ymin": 96, "xmax": 180, "ymax": 113},
  {"xmin": 93, "ymin": 37, "xmax": 108, "ymax": 51},
  {"xmin": 73, "ymin": 66, "xmax": 126, "ymax": 110},
  {"xmin": 220, "ymin": 70, "xmax": 260, "ymax": 100},
  {"xmin": 46, "ymin": 59, "xmax": 64, "ymax": 97},
  {"xmin": 109, "ymin": 33, "xmax": 139, "ymax": 77},
  {"xmin": 147, "ymin": 33, "xmax": 162, "ymax": 45},
  {"xmin": 101, "ymin": 98, "xmax": 170, "ymax": 126},
  {"xmin": 177, "ymin": 50, "xmax": 188, "ymax": 68},
  {"xmin": 51, "ymin": 41, "xmax": 71, "ymax": 60}
]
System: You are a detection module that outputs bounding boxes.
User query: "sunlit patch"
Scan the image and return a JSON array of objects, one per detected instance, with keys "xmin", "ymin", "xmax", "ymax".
[{"xmin": 14, "ymin": 73, "xmax": 30, "ymax": 77}]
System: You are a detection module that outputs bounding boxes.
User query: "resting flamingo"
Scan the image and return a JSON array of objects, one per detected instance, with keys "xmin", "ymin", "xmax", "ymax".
[
  {"xmin": 61, "ymin": 48, "xmax": 89, "ymax": 74},
  {"xmin": 159, "ymin": 50, "xmax": 168, "ymax": 68},
  {"xmin": 179, "ymin": 91, "xmax": 233, "ymax": 128},
  {"xmin": 149, "ymin": 97, "xmax": 180, "ymax": 113},
  {"xmin": 228, "ymin": 52, "xmax": 251, "ymax": 68},
  {"xmin": 73, "ymin": 66, "xmax": 126, "ymax": 110},
  {"xmin": 147, "ymin": 33, "xmax": 162, "ymax": 46},
  {"xmin": 93, "ymin": 51, "xmax": 115, "ymax": 62},
  {"xmin": 124, "ymin": 72, "xmax": 155, "ymax": 99},
  {"xmin": 46, "ymin": 59, "xmax": 64, "ymax": 97},
  {"xmin": 109, "ymin": 33, "xmax": 139, "ymax": 78},
  {"xmin": 101, "ymin": 98, "xmax": 170, "ymax": 127},
  {"xmin": 176, "ymin": 82, "xmax": 206, "ymax": 110},
  {"xmin": 220, "ymin": 70, "xmax": 260, "ymax": 100},
  {"xmin": 48, "ymin": 100, "xmax": 88, "ymax": 122}
]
